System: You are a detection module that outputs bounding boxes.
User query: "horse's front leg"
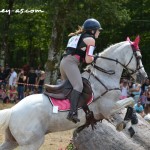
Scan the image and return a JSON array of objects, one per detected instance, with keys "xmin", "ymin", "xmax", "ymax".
[
  {"xmin": 109, "ymin": 97, "xmax": 139, "ymax": 134},
  {"xmin": 110, "ymin": 97, "xmax": 134, "ymax": 115}
]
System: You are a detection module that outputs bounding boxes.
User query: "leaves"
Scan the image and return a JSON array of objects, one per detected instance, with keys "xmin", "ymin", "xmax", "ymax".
[{"xmin": 0, "ymin": 0, "xmax": 149, "ymax": 74}]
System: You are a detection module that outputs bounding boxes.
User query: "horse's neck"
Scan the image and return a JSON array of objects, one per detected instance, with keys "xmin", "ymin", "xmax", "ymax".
[
  {"xmin": 99, "ymin": 42, "xmax": 127, "ymax": 69},
  {"xmin": 95, "ymin": 43, "xmax": 127, "ymax": 86},
  {"xmin": 83, "ymin": 42, "xmax": 129, "ymax": 95}
]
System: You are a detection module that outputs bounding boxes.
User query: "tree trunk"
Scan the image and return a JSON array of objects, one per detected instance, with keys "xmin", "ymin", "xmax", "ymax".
[
  {"xmin": 44, "ymin": 0, "xmax": 75, "ymax": 84},
  {"xmin": 73, "ymin": 109, "xmax": 150, "ymax": 150},
  {"xmin": 0, "ymin": 0, "xmax": 15, "ymax": 66},
  {"xmin": 44, "ymin": 13, "xmax": 62, "ymax": 84}
]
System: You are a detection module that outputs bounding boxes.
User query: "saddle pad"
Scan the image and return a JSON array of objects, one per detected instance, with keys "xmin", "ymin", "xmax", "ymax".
[{"xmin": 49, "ymin": 95, "xmax": 93, "ymax": 112}]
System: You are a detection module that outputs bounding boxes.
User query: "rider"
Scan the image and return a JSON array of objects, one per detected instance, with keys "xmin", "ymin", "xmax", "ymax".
[{"xmin": 60, "ymin": 18, "xmax": 102, "ymax": 123}]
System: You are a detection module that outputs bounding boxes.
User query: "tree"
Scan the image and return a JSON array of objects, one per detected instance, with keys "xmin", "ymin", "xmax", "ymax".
[
  {"xmin": 45, "ymin": 0, "xmax": 76, "ymax": 84},
  {"xmin": 122, "ymin": 0, "xmax": 150, "ymax": 74},
  {"xmin": 0, "ymin": 0, "xmax": 15, "ymax": 66},
  {"xmin": 0, "ymin": 0, "xmax": 149, "ymax": 78}
]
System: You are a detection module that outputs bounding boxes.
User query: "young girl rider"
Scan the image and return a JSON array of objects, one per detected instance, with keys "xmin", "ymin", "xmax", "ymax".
[{"xmin": 60, "ymin": 18, "xmax": 102, "ymax": 123}]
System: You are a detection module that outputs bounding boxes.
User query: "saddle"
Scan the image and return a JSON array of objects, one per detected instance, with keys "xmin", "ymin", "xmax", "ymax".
[
  {"xmin": 45, "ymin": 78, "xmax": 98, "ymax": 129},
  {"xmin": 44, "ymin": 77, "xmax": 93, "ymax": 108}
]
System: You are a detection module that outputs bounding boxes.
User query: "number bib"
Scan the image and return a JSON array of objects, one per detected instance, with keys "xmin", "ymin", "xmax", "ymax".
[{"xmin": 66, "ymin": 34, "xmax": 81, "ymax": 48}]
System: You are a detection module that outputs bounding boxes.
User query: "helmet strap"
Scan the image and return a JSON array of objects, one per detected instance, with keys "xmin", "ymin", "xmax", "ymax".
[
  {"xmin": 93, "ymin": 30, "xmax": 97, "ymax": 37},
  {"xmin": 85, "ymin": 30, "xmax": 96, "ymax": 39}
]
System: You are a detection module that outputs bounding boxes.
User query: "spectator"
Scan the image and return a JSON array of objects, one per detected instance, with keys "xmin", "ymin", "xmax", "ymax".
[
  {"xmin": 0, "ymin": 86, "xmax": 3, "ymax": 99},
  {"xmin": 33, "ymin": 87, "xmax": 38, "ymax": 94},
  {"xmin": 24, "ymin": 88, "xmax": 32, "ymax": 97},
  {"xmin": 3, "ymin": 64, "xmax": 11, "ymax": 81},
  {"xmin": 134, "ymin": 101, "xmax": 145, "ymax": 117},
  {"xmin": 130, "ymin": 82, "xmax": 141, "ymax": 104},
  {"xmin": 37, "ymin": 71, "xmax": 45, "ymax": 93},
  {"xmin": 23, "ymin": 64, "xmax": 30, "ymax": 76},
  {"xmin": 17, "ymin": 69, "xmax": 26, "ymax": 100},
  {"xmin": 146, "ymin": 85, "xmax": 150, "ymax": 102},
  {"xmin": 120, "ymin": 79, "xmax": 129, "ymax": 100},
  {"xmin": 0, "ymin": 66, "xmax": 7, "ymax": 88},
  {"xmin": 145, "ymin": 85, "xmax": 150, "ymax": 114},
  {"xmin": 8, "ymin": 68, "xmax": 17, "ymax": 89},
  {"xmin": 128, "ymin": 80, "xmax": 134, "ymax": 89},
  {"xmin": 1, "ymin": 85, "xmax": 9, "ymax": 103},
  {"xmin": 27, "ymin": 67, "xmax": 37, "ymax": 92},
  {"xmin": 140, "ymin": 91, "xmax": 147, "ymax": 109},
  {"xmin": 35, "ymin": 65, "xmax": 42, "ymax": 78},
  {"xmin": 7, "ymin": 86, "xmax": 18, "ymax": 103},
  {"xmin": 141, "ymin": 78, "xmax": 149, "ymax": 94}
]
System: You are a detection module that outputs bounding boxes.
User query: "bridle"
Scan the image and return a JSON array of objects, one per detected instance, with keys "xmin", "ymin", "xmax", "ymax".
[
  {"xmin": 87, "ymin": 43, "xmax": 144, "ymax": 99},
  {"xmin": 92, "ymin": 45, "xmax": 143, "ymax": 76},
  {"xmin": 128, "ymin": 45, "xmax": 144, "ymax": 75}
]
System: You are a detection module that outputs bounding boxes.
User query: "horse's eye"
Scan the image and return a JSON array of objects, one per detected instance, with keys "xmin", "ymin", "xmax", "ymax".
[{"xmin": 135, "ymin": 51, "xmax": 142, "ymax": 59}]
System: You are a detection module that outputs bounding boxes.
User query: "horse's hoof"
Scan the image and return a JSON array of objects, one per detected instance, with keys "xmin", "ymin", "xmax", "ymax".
[
  {"xmin": 116, "ymin": 121, "xmax": 126, "ymax": 131},
  {"xmin": 128, "ymin": 126, "xmax": 135, "ymax": 137}
]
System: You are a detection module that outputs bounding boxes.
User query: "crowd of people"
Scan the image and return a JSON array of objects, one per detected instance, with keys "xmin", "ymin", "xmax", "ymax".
[
  {"xmin": 120, "ymin": 78, "xmax": 150, "ymax": 117},
  {"xmin": 0, "ymin": 64, "xmax": 46, "ymax": 103},
  {"xmin": 0, "ymin": 64, "xmax": 150, "ymax": 118}
]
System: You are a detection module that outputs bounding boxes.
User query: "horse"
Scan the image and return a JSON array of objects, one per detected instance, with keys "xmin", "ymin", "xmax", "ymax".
[{"xmin": 0, "ymin": 36, "xmax": 147, "ymax": 150}]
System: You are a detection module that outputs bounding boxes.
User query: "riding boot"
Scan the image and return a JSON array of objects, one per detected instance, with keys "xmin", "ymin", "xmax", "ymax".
[
  {"xmin": 124, "ymin": 106, "xmax": 133, "ymax": 121},
  {"xmin": 124, "ymin": 106, "xmax": 138, "ymax": 124},
  {"xmin": 67, "ymin": 90, "xmax": 81, "ymax": 123},
  {"xmin": 128, "ymin": 126, "xmax": 135, "ymax": 137},
  {"xmin": 131, "ymin": 109, "xmax": 138, "ymax": 124}
]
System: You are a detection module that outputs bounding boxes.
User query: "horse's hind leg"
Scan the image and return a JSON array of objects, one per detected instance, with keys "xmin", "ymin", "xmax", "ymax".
[
  {"xmin": 0, "ymin": 127, "xmax": 18, "ymax": 150},
  {"xmin": 19, "ymin": 137, "xmax": 44, "ymax": 150}
]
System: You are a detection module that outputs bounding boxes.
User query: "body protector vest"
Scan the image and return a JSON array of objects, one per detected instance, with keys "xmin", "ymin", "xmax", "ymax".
[{"xmin": 65, "ymin": 33, "xmax": 94, "ymax": 62}]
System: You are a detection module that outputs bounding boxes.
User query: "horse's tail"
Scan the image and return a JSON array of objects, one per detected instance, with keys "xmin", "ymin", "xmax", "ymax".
[{"xmin": 0, "ymin": 108, "xmax": 12, "ymax": 130}]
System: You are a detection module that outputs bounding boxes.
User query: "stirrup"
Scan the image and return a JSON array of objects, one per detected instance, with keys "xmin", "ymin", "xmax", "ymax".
[{"xmin": 67, "ymin": 112, "xmax": 80, "ymax": 123}]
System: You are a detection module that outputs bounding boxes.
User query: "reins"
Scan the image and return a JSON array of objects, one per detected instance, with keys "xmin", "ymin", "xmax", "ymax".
[
  {"xmin": 93, "ymin": 49, "xmax": 143, "ymax": 76},
  {"xmin": 86, "ymin": 44, "xmax": 144, "ymax": 100}
]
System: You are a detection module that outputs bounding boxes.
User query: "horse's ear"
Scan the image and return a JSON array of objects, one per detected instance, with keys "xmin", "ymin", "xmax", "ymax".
[
  {"xmin": 133, "ymin": 35, "xmax": 140, "ymax": 50},
  {"xmin": 126, "ymin": 37, "xmax": 130, "ymax": 41},
  {"xmin": 134, "ymin": 35, "xmax": 140, "ymax": 44}
]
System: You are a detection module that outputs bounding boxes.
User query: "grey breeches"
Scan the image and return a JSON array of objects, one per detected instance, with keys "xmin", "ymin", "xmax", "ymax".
[{"xmin": 60, "ymin": 55, "xmax": 83, "ymax": 93}]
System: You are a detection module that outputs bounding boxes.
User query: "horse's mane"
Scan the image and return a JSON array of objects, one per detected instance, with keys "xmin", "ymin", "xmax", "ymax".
[{"xmin": 99, "ymin": 41, "xmax": 127, "ymax": 56}]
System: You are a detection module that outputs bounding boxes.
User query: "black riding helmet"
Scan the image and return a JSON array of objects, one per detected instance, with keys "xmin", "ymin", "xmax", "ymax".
[{"xmin": 82, "ymin": 18, "xmax": 103, "ymax": 31}]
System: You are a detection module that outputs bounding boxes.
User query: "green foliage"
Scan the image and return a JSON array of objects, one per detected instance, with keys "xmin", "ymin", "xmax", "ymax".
[
  {"xmin": 121, "ymin": 0, "xmax": 150, "ymax": 73},
  {"xmin": 0, "ymin": 0, "xmax": 149, "ymax": 74},
  {"xmin": 65, "ymin": 141, "xmax": 74, "ymax": 150}
]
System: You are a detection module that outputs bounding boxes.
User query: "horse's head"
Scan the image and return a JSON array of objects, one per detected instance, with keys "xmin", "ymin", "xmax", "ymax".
[
  {"xmin": 91, "ymin": 36, "xmax": 147, "ymax": 84},
  {"xmin": 125, "ymin": 36, "xmax": 147, "ymax": 82}
]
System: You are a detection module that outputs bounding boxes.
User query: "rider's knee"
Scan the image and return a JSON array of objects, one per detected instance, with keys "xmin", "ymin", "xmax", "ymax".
[{"xmin": 74, "ymin": 83, "xmax": 83, "ymax": 93}]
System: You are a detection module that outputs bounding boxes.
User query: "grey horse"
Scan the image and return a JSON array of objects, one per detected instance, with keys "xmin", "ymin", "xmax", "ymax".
[{"xmin": 0, "ymin": 36, "xmax": 147, "ymax": 150}]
